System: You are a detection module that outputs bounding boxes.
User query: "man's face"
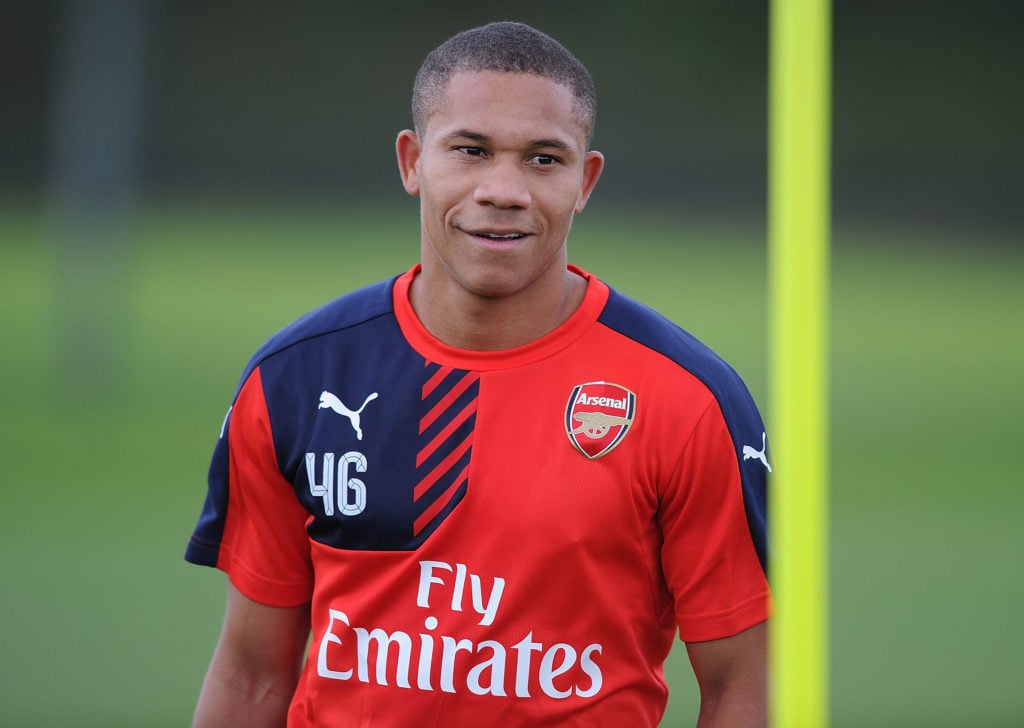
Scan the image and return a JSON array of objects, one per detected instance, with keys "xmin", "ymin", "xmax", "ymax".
[{"xmin": 397, "ymin": 71, "xmax": 603, "ymax": 302}]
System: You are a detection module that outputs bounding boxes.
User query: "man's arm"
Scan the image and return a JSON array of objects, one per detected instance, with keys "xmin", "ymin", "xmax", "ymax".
[
  {"xmin": 685, "ymin": 620, "xmax": 767, "ymax": 728},
  {"xmin": 193, "ymin": 582, "xmax": 311, "ymax": 728}
]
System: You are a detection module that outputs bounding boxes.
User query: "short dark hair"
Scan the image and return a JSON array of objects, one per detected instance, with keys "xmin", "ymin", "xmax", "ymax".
[{"xmin": 412, "ymin": 21, "xmax": 596, "ymax": 145}]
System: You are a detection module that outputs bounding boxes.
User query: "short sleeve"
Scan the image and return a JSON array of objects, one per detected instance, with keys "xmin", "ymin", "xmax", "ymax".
[
  {"xmin": 185, "ymin": 366, "xmax": 314, "ymax": 607},
  {"xmin": 659, "ymin": 400, "xmax": 771, "ymax": 643}
]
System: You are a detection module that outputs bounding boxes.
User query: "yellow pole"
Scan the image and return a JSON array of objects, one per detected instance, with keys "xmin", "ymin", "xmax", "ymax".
[{"xmin": 769, "ymin": 0, "xmax": 831, "ymax": 726}]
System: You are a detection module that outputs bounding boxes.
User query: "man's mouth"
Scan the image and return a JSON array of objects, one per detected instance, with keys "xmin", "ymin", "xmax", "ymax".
[
  {"xmin": 457, "ymin": 224, "xmax": 533, "ymax": 245},
  {"xmin": 474, "ymin": 232, "xmax": 528, "ymax": 241}
]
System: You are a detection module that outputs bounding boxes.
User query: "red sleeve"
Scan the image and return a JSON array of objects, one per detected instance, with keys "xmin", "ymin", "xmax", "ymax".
[
  {"xmin": 216, "ymin": 366, "xmax": 314, "ymax": 607},
  {"xmin": 659, "ymin": 400, "xmax": 771, "ymax": 643}
]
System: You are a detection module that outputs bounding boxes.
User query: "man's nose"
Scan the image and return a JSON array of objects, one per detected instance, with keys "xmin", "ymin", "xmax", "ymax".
[{"xmin": 473, "ymin": 159, "xmax": 531, "ymax": 209}]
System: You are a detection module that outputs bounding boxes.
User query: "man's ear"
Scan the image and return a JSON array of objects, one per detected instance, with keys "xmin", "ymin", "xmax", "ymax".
[
  {"xmin": 575, "ymin": 150, "xmax": 605, "ymax": 213},
  {"xmin": 396, "ymin": 130, "xmax": 422, "ymax": 196}
]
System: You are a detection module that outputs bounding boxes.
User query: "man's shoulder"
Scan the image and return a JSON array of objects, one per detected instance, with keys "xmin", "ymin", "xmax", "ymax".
[
  {"xmin": 599, "ymin": 287, "xmax": 722, "ymax": 367},
  {"xmin": 597, "ymin": 285, "xmax": 750, "ymax": 400},
  {"xmin": 245, "ymin": 274, "xmax": 398, "ymax": 373}
]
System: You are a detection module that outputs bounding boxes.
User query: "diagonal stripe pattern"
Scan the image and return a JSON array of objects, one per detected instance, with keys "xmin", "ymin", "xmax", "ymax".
[{"xmin": 414, "ymin": 361, "xmax": 479, "ymax": 537}]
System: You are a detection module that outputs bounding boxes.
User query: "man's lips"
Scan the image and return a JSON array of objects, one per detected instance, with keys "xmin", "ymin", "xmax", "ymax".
[
  {"xmin": 461, "ymin": 227, "xmax": 530, "ymax": 238},
  {"xmin": 457, "ymin": 225, "xmax": 534, "ymax": 245}
]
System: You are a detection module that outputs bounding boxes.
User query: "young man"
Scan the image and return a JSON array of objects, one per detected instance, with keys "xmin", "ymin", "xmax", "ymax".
[{"xmin": 187, "ymin": 21, "xmax": 770, "ymax": 727}]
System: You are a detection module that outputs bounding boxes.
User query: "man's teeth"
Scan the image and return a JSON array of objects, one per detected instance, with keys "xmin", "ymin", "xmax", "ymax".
[{"xmin": 478, "ymin": 232, "xmax": 525, "ymax": 239}]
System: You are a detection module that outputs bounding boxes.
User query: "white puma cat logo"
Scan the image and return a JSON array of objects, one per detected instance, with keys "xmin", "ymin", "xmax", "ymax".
[
  {"xmin": 318, "ymin": 390, "xmax": 378, "ymax": 440},
  {"xmin": 742, "ymin": 431, "xmax": 772, "ymax": 472}
]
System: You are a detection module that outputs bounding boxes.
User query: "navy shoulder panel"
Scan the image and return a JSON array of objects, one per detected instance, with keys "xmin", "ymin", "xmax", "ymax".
[
  {"xmin": 599, "ymin": 288, "xmax": 746, "ymax": 400},
  {"xmin": 599, "ymin": 287, "xmax": 769, "ymax": 573},
  {"xmin": 599, "ymin": 287, "xmax": 759, "ymax": 417}
]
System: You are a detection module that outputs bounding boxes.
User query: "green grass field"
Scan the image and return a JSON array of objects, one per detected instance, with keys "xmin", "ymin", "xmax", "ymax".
[{"xmin": 1, "ymin": 205, "xmax": 1021, "ymax": 726}]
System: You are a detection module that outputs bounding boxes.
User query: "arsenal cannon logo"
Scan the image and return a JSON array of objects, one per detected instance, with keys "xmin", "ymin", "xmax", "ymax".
[{"xmin": 564, "ymin": 381, "xmax": 636, "ymax": 460}]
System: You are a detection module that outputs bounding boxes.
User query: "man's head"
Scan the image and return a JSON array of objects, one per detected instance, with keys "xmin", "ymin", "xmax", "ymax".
[
  {"xmin": 412, "ymin": 21, "xmax": 596, "ymax": 147},
  {"xmin": 396, "ymin": 23, "xmax": 604, "ymax": 326}
]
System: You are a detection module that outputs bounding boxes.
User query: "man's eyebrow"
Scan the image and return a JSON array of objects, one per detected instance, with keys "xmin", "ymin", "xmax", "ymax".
[
  {"xmin": 443, "ymin": 130, "xmax": 573, "ymax": 152},
  {"xmin": 529, "ymin": 138, "xmax": 572, "ymax": 152},
  {"xmin": 445, "ymin": 129, "xmax": 489, "ymax": 143}
]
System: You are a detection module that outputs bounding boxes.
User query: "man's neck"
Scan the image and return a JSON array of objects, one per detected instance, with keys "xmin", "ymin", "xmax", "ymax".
[{"xmin": 409, "ymin": 267, "xmax": 587, "ymax": 351}]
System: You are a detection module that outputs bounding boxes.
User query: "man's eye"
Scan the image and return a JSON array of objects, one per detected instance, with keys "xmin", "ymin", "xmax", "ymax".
[
  {"xmin": 531, "ymin": 155, "xmax": 559, "ymax": 165},
  {"xmin": 457, "ymin": 147, "xmax": 485, "ymax": 157}
]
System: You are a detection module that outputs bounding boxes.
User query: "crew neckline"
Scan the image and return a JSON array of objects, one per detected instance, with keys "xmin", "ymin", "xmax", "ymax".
[{"xmin": 392, "ymin": 264, "xmax": 609, "ymax": 371}]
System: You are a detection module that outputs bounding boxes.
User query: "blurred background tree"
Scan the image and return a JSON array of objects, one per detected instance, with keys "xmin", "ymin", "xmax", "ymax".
[{"xmin": 2, "ymin": 0, "xmax": 1020, "ymax": 233}]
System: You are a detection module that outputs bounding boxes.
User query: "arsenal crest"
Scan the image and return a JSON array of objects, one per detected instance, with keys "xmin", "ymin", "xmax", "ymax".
[{"xmin": 565, "ymin": 382, "xmax": 636, "ymax": 460}]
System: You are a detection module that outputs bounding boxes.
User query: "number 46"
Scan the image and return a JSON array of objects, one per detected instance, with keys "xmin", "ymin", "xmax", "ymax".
[{"xmin": 304, "ymin": 452, "xmax": 367, "ymax": 516}]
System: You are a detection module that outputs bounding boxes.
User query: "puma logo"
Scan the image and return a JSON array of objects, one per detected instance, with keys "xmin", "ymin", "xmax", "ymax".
[
  {"xmin": 742, "ymin": 431, "xmax": 772, "ymax": 472},
  {"xmin": 318, "ymin": 390, "xmax": 378, "ymax": 440}
]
